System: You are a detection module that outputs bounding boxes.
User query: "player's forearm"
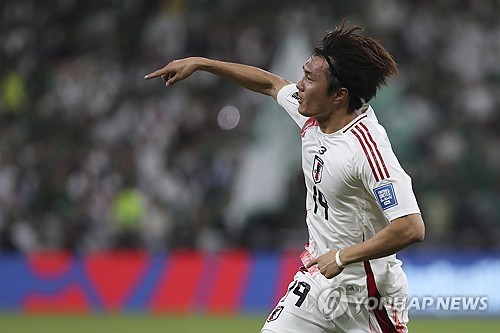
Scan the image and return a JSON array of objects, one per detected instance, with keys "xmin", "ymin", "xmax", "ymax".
[
  {"xmin": 197, "ymin": 58, "xmax": 290, "ymax": 98},
  {"xmin": 340, "ymin": 213, "xmax": 425, "ymax": 265}
]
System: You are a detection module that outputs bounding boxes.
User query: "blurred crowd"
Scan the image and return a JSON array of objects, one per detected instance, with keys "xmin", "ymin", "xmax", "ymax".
[{"xmin": 0, "ymin": 0, "xmax": 499, "ymax": 252}]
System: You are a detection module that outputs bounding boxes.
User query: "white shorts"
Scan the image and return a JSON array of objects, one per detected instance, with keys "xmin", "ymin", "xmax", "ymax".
[{"xmin": 261, "ymin": 267, "xmax": 409, "ymax": 333}]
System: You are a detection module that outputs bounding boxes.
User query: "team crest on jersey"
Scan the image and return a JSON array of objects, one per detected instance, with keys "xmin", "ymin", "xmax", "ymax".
[
  {"xmin": 374, "ymin": 183, "xmax": 398, "ymax": 210},
  {"xmin": 286, "ymin": 90, "xmax": 299, "ymax": 106},
  {"xmin": 312, "ymin": 155, "xmax": 324, "ymax": 184},
  {"xmin": 267, "ymin": 305, "xmax": 284, "ymax": 322}
]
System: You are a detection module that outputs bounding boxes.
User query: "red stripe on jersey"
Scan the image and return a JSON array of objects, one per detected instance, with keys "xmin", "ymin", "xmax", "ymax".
[
  {"xmin": 359, "ymin": 122, "xmax": 390, "ymax": 179},
  {"xmin": 300, "ymin": 118, "xmax": 318, "ymax": 137},
  {"xmin": 352, "ymin": 123, "xmax": 390, "ymax": 181},
  {"xmin": 351, "ymin": 127, "xmax": 381, "ymax": 181},
  {"xmin": 355, "ymin": 125, "xmax": 386, "ymax": 181},
  {"xmin": 364, "ymin": 261, "xmax": 399, "ymax": 333}
]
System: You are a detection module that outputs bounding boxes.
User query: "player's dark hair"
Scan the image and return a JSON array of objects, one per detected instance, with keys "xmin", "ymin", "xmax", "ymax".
[{"xmin": 313, "ymin": 18, "xmax": 398, "ymax": 112}]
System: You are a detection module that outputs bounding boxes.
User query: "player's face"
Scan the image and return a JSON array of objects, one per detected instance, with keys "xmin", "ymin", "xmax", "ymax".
[{"xmin": 296, "ymin": 56, "xmax": 336, "ymax": 120}]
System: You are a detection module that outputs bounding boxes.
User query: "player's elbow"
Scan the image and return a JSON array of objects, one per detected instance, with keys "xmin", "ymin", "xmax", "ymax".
[
  {"xmin": 393, "ymin": 214, "xmax": 425, "ymax": 246},
  {"xmin": 408, "ymin": 224, "xmax": 425, "ymax": 244},
  {"xmin": 405, "ymin": 214, "xmax": 425, "ymax": 244}
]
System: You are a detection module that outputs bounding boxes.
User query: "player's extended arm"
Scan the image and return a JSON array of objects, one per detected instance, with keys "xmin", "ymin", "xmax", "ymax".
[
  {"xmin": 306, "ymin": 213, "xmax": 425, "ymax": 279},
  {"xmin": 144, "ymin": 57, "xmax": 291, "ymax": 99}
]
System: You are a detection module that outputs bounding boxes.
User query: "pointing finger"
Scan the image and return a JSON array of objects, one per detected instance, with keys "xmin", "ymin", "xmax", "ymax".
[
  {"xmin": 144, "ymin": 68, "xmax": 167, "ymax": 80},
  {"xmin": 305, "ymin": 258, "xmax": 318, "ymax": 269}
]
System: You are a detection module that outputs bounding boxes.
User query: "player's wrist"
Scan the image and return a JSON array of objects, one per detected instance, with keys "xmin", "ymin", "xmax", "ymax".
[
  {"xmin": 335, "ymin": 249, "xmax": 346, "ymax": 269},
  {"xmin": 194, "ymin": 57, "xmax": 210, "ymax": 70}
]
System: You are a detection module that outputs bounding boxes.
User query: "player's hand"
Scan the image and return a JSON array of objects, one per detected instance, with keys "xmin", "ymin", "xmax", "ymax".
[
  {"xmin": 144, "ymin": 57, "xmax": 201, "ymax": 86},
  {"xmin": 305, "ymin": 249, "xmax": 344, "ymax": 279}
]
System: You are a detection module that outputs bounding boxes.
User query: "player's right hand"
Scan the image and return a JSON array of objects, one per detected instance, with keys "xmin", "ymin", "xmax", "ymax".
[
  {"xmin": 305, "ymin": 249, "xmax": 344, "ymax": 279},
  {"xmin": 144, "ymin": 57, "xmax": 200, "ymax": 86}
]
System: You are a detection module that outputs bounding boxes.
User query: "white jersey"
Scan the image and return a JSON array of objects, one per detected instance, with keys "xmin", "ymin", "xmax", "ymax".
[{"xmin": 277, "ymin": 84, "xmax": 421, "ymax": 297}]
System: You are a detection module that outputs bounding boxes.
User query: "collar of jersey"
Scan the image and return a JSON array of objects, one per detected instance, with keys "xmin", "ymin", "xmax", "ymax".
[{"xmin": 317, "ymin": 104, "xmax": 373, "ymax": 137}]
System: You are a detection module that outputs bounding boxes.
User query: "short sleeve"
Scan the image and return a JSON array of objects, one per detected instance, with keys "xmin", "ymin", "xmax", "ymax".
[
  {"xmin": 353, "ymin": 124, "xmax": 421, "ymax": 222},
  {"xmin": 276, "ymin": 84, "xmax": 308, "ymax": 128}
]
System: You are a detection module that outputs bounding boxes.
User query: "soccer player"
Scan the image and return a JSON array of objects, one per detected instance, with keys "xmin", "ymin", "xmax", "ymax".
[{"xmin": 145, "ymin": 19, "xmax": 425, "ymax": 333}]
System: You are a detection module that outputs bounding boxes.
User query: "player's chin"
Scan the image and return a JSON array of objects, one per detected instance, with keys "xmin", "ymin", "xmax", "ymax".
[{"xmin": 298, "ymin": 105, "xmax": 309, "ymax": 117}]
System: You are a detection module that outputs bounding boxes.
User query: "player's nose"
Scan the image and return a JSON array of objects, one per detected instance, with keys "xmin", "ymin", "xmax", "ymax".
[{"xmin": 296, "ymin": 77, "xmax": 305, "ymax": 91}]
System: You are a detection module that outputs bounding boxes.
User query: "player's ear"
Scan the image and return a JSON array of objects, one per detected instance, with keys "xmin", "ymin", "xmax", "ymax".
[{"xmin": 333, "ymin": 87, "xmax": 349, "ymax": 102}]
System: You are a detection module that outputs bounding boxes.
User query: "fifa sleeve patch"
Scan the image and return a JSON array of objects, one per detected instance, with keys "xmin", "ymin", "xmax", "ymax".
[{"xmin": 373, "ymin": 183, "xmax": 398, "ymax": 210}]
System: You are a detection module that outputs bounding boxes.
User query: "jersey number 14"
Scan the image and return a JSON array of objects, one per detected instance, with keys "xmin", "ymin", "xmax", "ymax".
[{"xmin": 313, "ymin": 185, "xmax": 329, "ymax": 220}]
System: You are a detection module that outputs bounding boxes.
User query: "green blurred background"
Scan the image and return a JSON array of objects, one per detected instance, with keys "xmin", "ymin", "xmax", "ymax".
[{"xmin": 2, "ymin": 0, "xmax": 499, "ymax": 253}]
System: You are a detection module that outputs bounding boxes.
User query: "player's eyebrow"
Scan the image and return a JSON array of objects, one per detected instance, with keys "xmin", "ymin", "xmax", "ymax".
[{"xmin": 302, "ymin": 65, "xmax": 313, "ymax": 77}]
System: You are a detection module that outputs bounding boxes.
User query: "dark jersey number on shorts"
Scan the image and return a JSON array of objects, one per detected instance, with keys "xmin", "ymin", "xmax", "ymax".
[{"xmin": 282, "ymin": 280, "xmax": 311, "ymax": 308}]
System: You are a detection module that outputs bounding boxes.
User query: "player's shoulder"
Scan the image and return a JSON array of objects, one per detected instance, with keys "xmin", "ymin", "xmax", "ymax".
[
  {"xmin": 276, "ymin": 84, "xmax": 309, "ymax": 129},
  {"xmin": 344, "ymin": 106, "xmax": 388, "ymax": 144},
  {"xmin": 277, "ymin": 83, "xmax": 299, "ymax": 106},
  {"xmin": 343, "ymin": 105, "xmax": 393, "ymax": 166}
]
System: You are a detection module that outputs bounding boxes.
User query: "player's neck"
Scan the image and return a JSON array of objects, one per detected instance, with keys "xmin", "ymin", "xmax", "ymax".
[{"xmin": 317, "ymin": 109, "xmax": 357, "ymax": 134}]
